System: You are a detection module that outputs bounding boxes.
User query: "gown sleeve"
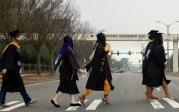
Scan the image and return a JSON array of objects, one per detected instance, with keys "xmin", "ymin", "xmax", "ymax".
[
  {"xmin": 152, "ymin": 45, "xmax": 166, "ymax": 67},
  {"xmin": 2, "ymin": 45, "xmax": 17, "ymax": 70}
]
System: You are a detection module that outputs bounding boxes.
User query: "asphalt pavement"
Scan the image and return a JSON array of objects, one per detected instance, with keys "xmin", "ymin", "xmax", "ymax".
[{"xmin": 1, "ymin": 72, "xmax": 179, "ymax": 112}]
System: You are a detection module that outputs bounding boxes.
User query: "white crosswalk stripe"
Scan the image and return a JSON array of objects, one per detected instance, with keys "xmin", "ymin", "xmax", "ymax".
[
  {"xmin": 67, "ymin": 98, "xmax": 179, "ymax": 111},
  {"xmin": 66, "ymin": 100, "xmax": 88, "ymax": 111},
  {"xmin": 66, "ymin": 99, "xmax": 179, "ymax": 111},
  {"xmin": 2, "ymin": 98, "xmax": 179, "ymax": 111},
  {"xmin": 0, "ymin": 101, "xmax": 21, "ymax": 110},
  {"xmin": 150, "ymin": 99, "xmax": 165, "ymax": 109},
  {"xmin": 0, "ymin": 102, "xmax": 25, "ymax": 111},
  {"xmin": 86, "ymin": 99, "xmax": 102, "ymax": 110},
  {"xmin": 163, "ymin": 98, "xmax": 179, "ymax": 108},
  {"xmin": 5, "ymin": 101, "xmax": 21, "ymax": 106}
]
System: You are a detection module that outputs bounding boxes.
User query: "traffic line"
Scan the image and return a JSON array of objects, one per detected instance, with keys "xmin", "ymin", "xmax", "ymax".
[
  {"xmin": 0, "ymin": 101, "xmax": 21, "ymax": 109},
  {"xmin": 86, "ymin": 99, "xmax": 102, "ymax": 110},
  {"xmin": 150, "ymin": 100, "xmax": 165, "ymax": 109},
  {"xmin": 0, "ymin": 102, "xmax": 25, "ymax": 111},
  {"xmin": 5, "ymin": 101, "xmax": 21, "ymax": 105},
  {"xmin": 66, "ymin": 100, "xmax": 88, "ymax": 111},
  {"xmin": 163, "ymin": 98, "xmax": 179, "ymax": 108}
]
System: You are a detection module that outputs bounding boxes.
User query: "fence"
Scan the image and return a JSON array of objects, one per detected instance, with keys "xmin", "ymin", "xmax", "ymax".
[{"xmin": 22, "ymin": 64, "xmax": 51, "ymax": 73}]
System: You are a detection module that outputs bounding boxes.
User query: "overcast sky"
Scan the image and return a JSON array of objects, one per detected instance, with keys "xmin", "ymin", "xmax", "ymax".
[{"xmin": 73, "ymin": 0, "xmax": 179, "ymax": 34}]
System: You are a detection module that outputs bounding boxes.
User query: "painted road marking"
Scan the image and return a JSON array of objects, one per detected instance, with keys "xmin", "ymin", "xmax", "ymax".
[
  {"xmin": 163, "ymin": 98, "xmax": 179, "ymax": 108},
  {"xmin": 0, "ymin": 101, "xmax": 21, "ymax": 109},
  {"xmin": 5, "ymin": 101, "xmax": 21, "ymax": 105},
  {"xmin": 66, "ymin": 100, "xmax": 88, "ymax": 111},
  {"xmin": 0, "ymin": 102, "xmax": 25, "ymax": 111},
  {"xmin": 150, "ymin": 100, "xmax": 165, "ymax": 109},
  {"xmin": 86, "ymin": 99, "xmax": 102, "ymax": 110}
]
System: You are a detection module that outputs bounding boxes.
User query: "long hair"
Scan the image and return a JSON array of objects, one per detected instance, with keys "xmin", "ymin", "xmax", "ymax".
[
  {"xmin": 59, "ymin": 35, "xmax": 74, "ymax": 55},
  {"xmin": 55, "ymin": 35, "xmax": 74, "ymax": 65}
]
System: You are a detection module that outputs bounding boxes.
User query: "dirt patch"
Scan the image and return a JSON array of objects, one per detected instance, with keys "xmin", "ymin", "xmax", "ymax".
[
  {"xmin": 0, "ymin": 73, "xmax": 59, "ymax": 85},
  {"xmin": 22, "ymin": 74, "xmax": 59, "ymax": 85}
]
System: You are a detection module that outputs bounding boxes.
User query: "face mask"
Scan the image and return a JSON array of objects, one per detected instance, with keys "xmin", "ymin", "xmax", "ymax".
[
  {"xmin": 72, "ymin": 37, "xmax": 75, "ymax": 44},
  {"xmin": 17, "ymin": 35, "xmax": 24, "ymax": 41}
]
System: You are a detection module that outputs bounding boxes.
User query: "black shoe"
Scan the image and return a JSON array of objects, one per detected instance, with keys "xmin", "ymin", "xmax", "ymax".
[
  {"xmin": 51, "ymin": 100, "xmax": 61, "ymax": 107},
  {"xmin": 70, "ymin": 103, "xmax": 81, "ymax": 106}
]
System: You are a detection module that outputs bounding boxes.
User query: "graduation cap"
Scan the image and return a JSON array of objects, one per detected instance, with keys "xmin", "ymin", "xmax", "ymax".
[
  {"xmin": 148, "ymin": 30, "xmax": 159, "ymax": 40},
  {"xmin": 148, "ymin": 30, "xmax": 159, "ymax": 35},
  {"xmin": 9, "ymin": 30, "xmax": 21, "ymax": 38}
]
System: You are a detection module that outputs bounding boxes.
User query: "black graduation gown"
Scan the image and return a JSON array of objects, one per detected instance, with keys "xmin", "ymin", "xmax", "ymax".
[
  {"xmin": 142, "ymin": 41, "xmax": 153, "ymax": 85},
  {"xmin": 1, "ymin": 43, "xmax": 25, "ymax": 92},
  {"xmin": 85, "ymin": 44, "xmax": 113, "ymax": 91},
  {"xmin": 56, "ymin": 49, "xmax": 79, "ymax": 94},
  {"xmin": 143, "ymin": 43, "xmax": 170, "ymax": 87}
]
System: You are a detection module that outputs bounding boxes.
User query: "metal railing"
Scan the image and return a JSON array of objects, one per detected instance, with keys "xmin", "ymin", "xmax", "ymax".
[{"xmin": 22, "ymin": 64, "xmax": 51, "ymax": 73}]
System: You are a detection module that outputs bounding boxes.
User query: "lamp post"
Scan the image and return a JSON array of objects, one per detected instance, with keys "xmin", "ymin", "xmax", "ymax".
[{"xmin": 156, "ymin": 20, "xmax": 179, "ymax": 72}]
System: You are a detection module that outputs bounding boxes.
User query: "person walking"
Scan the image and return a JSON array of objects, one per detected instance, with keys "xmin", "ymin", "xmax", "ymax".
[
  {"xmin": 51, "ymin": 35, "xmax": 86, "ymax": 107},
  {"xmin": 142, "ymin": 30, "xmax": 158, "ymax": 101},
  {"xmin": 142, "ymin": 30, "xmax": 172, "ymax": 102},
  {"xmin": 79, "ymin": 32, "xmax": 114, "ymax": 105},
  {"xmin": 0, "ymin": 30, "xmax": 37, "ymax": 107}
]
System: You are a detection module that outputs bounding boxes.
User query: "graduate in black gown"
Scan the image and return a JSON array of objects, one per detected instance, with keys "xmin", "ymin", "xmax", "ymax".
[
  {"xmin": 79, "ymin": 33, "xmax": 114, "ymax": 105},
  {"xmin": 142, "ymin": 30, "xmax": 159, "ymax": 101},
  {"xmin": 142, "ymin": 30, "xmax": 172, "ymax": 101},
  {"xmin": 0, "ymin": 30, "xmax": 37, "ymax": 107},
  {"xmin": 51, "ymin": 35, "xmax": 86, "ymax": 107}
]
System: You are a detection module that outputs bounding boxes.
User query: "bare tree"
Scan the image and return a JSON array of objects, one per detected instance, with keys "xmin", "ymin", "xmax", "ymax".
[
  {"xmin": 28, "ymin": 0, "xmax": 65, "ymax": 74},
  {"xmin": 73, "ymin": 21, "xmax": 95, "ymax": 66},
  {"xmin": 0, "ymin": 0, "xmax": 94, "ymax": 74},
  {"xmin": 0, "ymin": 0, "xmax": 39, "ymax": 41},
  {"xmin": 44, "ymin": 0, "xmax": 82, "ymax": 74}
]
